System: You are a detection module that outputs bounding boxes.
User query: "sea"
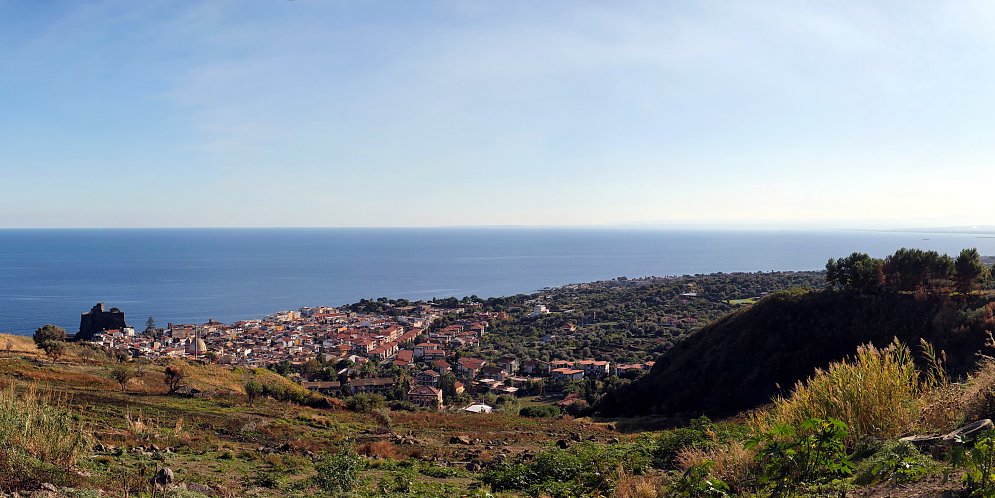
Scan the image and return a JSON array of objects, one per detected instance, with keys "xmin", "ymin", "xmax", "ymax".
[{"xmin": 2, "ymin": 228, "xmax": 994, "ymax": 335}]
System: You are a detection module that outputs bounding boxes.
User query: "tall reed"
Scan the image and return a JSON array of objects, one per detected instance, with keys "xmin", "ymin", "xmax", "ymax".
[
  {"xmin": 0, "ymin": 382, "xmax": 92, "ymax": 472},
  {"xmin": 757, "ymin": 340, "xmax": 926, "ymax": 447}
]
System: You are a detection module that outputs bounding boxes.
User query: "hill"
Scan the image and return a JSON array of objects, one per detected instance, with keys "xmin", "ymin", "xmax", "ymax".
[{"xmin": 596, "ymin": 289, "xmax": 995, "ymax": 418}]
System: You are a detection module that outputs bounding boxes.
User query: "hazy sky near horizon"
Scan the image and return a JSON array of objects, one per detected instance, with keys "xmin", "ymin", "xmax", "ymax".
[{"xmin": 2, "ymin": 1, "xmax": 994, "ymax": 228}]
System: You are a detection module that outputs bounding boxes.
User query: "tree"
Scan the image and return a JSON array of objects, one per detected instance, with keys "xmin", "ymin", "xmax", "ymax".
[
  {"xmin": 33, "ymin": 324, "xmax": 67, "ymax": 359},
  {"xmin": 144, "ymin": 317, "xmax": 156, "ymax": 336},
  {"xmin": 825, "ymin": 253, "xmax": 884, "ymax": 293},
  {"xmin": 245, "ymin": 380, "xmax": 263, "ymax": 405},
  {"xmin": 43, "ymin": 340, "xmax": 66, "ymax": 361},
  {"xmin": 954, "ymin": 248, "xmax": 988, "ymax": 293},
  {"xmin": 164, "ymin": 364, "xmax": 187, "ymax": 394},
  {"xmin": 884, "ymin": 248, "xmax": 953, "ymax": 293},
  {"xmin": 111, "ymin": 365, "xmax": 136, "ymax": 392}
]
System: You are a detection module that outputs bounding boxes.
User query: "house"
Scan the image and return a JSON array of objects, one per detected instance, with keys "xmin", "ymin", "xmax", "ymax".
[
  {"xmin": 407, "ymin": 385, "xmax": 443, "ymax": 409},
  {"xmin": 456, "ymin": 357, "xmax": 487, "ymax": 379},
  {"xmin": 495, "ymin": 356, "xmax": 519, "ymax": 375},
  {"xmin": 521, "ymin": 359, "xmax": 550, "ymax": 376},
  {"xmin": 453, "ymin": 381, "xmax": 465, "ymax": 395},
  {"xmin": 413, "ymin": 342, "xmax": 435, "ymax": 358},
  {"xmin": 575, "ymin": 360, "xmax": 610, "ymax": 377},
  {"xmin": 301, "ymin": 381, "xmax": 342, "ymax": 394},
  {"xmin": 529, "ymin": 304, "xmax": 549, "ymax": 317},
  {"xmin": 416, "ymin": 369, "xmax": 440, "ymax": 386},
  {"xmin": 369, "ymin": 341, "xmax": 399, "ymax": 361},
  {"xmin": 479, "ymin": 365, "xmax": 508, "ymax": 382},
  {"xmin": 393, "ymin": 350, "xmax": 414, "ymax": 368},
  {"xmin": 349, "ymin": 377, "xmax": 395, "ymax": 395},
  {"xmin": 551, "ymin": 368, "xmax": 585, "ymax": 381},
  {"xmin": 432, "ymin": 359, "xmax": 452, "ymax": 374},
  {"xmin": 421, "ymin": 348, "xmax": 446, "ymax": 360}
]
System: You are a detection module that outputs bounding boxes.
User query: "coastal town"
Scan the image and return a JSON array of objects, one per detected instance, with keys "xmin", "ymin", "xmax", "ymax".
[{"xmin": 80, "ymin": 300, "xmax": 654, "ymax": 410}]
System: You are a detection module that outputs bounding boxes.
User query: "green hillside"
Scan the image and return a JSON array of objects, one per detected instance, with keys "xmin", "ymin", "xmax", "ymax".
[{"xmin": 596, "ymin": 289, "xmax": 995, "ymax": 418}]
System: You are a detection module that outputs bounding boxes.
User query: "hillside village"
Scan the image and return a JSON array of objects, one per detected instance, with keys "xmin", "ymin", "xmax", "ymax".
[{"xmin": 84, "ymin": 300, "xmax": 647, "ymax": 411}]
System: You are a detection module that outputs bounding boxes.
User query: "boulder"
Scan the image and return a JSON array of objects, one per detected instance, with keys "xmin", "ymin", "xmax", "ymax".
[{"xmin": 151, "ymin": 468, "xmax": 175, "ymax": 488}]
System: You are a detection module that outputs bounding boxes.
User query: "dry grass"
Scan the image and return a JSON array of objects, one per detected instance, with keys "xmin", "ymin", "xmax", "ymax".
[
  {"xmin": 757, "ymin": 340, "xmax": 926, "ymax": 446},
  {"xmin": 614, "ymin": 466, "xmax": 661, "ymax": 498},
  {"xmin": 0, "ymin": 333, "xmax": 41, "ymax": 356},
  {"xmin": 675, "ymin": 442, "xmax": 756, "ymax": 492},
  {"xmin": 356, "ymin": 441, "xmax": 403, "ymax": 459},
  {"xmin": 921, "ymin": 359, "xmax": 995, "ymax": 432}
]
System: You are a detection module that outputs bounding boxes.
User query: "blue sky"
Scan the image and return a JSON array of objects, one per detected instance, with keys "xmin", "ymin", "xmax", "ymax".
[{"xmin": 2, "ymin": 1, "xmax": 994, "ymax": 228}]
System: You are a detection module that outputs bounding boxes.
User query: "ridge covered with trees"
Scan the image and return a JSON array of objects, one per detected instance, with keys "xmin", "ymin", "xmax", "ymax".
[{"xmin": 598, "ymin": 247, "xmax": 995, "ymax": 419}]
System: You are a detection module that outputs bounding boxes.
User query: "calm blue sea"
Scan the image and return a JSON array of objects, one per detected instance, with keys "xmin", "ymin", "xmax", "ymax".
[{"xmin": 1, "ymin": 228, "xmax": 994, "ymax": 335}]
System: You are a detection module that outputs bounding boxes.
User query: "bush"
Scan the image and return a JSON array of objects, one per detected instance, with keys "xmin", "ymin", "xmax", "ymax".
[
  {"xmin": 482, "ymin": 441, "xmax": 652, "ymax": 496},
  {"xmin": 667, "ymin": 460, "xmax": 732, "ymax": 498},
  {"xmin": 314, "ymin": 449, "xmax": 364, "ymax": 494},
  {"xmin": 519, "ymin": 405, "xmax": 560, "ymax": 418},
  {"xmin": 956, "ymin": 429, "xmax": 995, "ymax": 497},
  {"xmin": 652, "ymin": 416, "xmax": 718, "ymax": 469},
  {"xmin": 675, "ymin": 442, "xmax": 756, "ymax": 493},
  {"xmin": 853, "ymin": 441, "xmax": 935, "ymax": 485},
  {"xmin": 747, "ymin": 418, "xmax": 853, "ymax": 492}
]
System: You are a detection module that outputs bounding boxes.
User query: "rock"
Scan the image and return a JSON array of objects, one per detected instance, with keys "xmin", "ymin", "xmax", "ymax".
[
  {"xmin": 556, "ymin": 439, "xmax": 570, "ymax": 449},
  {"xmin": 450, "ymin": 435, "xmax": 472, "ymax": 445},
  {"xmin": 943, "ymin": 419, "xmax": 994, "ymax": 444},
  {"xmin": 899, "ymin": 434, "xmax": 943, "ymax": 451},
  {"xmin": 570, "ymin": 433, "xmax": 582, "ymax": 442},
  {"xmin": 39, "ymin": 485, "xmax": 57, "ymax": 493},
  {"xmin": 188, "ymin": 483, "xmax": 212, "ymax": 494},
  {"xmin": 608, "ymin": 437, "xmax": 620, "ymax": 444},
  {"xmin": 151, "ymin": 468, "xmax": 175, "ymax": 488},
  {"xmin": 466, "ymin": 461, "xmax": 482, "ymax": 472}
]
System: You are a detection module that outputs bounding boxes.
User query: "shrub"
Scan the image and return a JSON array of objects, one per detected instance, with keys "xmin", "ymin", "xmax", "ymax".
[
  {"xmin": 852, "ymin": 441, "xmax": 935, "ymax": 485},
  {"xmin": 675, "ymin": 442, "xmax": 756, "ymax": 492},
  {"xmin": 652, "ymin": 416, "xmax": 718, "ymax": 469},
  {"xmin": 482, "ymin": 441, "xmax": 652, "ymax": 496},
  {"xmin": 747, "ymin": 418, "xmax": 853, "ymax": 492},
  {"xmin": 314, "ymin": 449, "xmax": 364, "ymax": 494},
  {"xmin": 760, "ymin": 341, "xmax": 925, "ymax": 447},
  {"xmin": 666, "ymin": 460, "xmax": 732, "ymax": 498},
  {"xmin": 519, "ymin": 405, "xmax": 560, "ymax": 418},
  {"xmin": 956, "ymin": 429, "xmax": 995, "ymax": 497}
]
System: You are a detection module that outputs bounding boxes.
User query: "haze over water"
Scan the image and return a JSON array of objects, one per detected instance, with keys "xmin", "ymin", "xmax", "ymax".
[{"xmin": 2, "ymin": 228, "xmax": 993, "ymax": 335}]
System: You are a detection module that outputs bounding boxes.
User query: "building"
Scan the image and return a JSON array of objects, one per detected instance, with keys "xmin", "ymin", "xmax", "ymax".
[
  {"xmin": 551, "ymin": 367, "xmax": 585, "ymax": 381},
  {"xmin": 457, "ymin": 357, "xmax": 487, "ymax": 379},
  {"xmin": 302, "ymin": 381, "xmax": 342, "ymax": 394},
  {"xmin": 77, "ymin": 303, "xmax": 127, "ymax": 342},
  {"xmin": 407, "ymin": 385, "xmax": 442, "ymax": 409},
  {"xmin": 416, "ymin": 369, "xmax": 440, "ymax": 386},
  {"xmin": 349, "ymin": 377, "xmax": 395, "ymax": 395}
]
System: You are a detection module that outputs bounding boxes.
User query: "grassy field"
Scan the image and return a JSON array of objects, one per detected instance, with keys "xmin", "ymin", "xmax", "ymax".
[{"xmin": 0, "ymin": 334, "xmax": 627, "ymax": 497}]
